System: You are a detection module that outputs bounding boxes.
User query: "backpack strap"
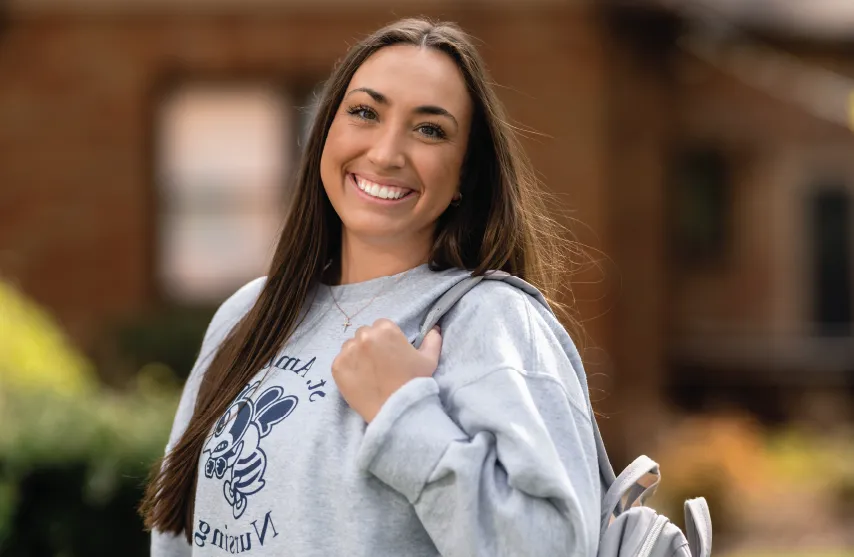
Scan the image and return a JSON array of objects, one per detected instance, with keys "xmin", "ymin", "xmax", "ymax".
[
  {"xmin": 600, "ymin": 455, "xmax": 660, "ymax": 532},
  {"xmin": 414, "ymin": 271, "xmax": 618, "ymax": 491},
  {"xmin": 685, "ymin": 497, "xmax": 713, "ymax": 557}
]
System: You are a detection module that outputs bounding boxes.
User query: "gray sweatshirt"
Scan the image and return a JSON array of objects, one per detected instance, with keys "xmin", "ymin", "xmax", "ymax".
[{"xmin": 151, "ymin": 264, "xmax": 601, "ymax": 557}]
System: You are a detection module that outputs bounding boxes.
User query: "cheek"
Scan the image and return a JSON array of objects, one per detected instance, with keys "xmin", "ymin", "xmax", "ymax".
[
  {"xmin": 319, "ymin": 146, "xmax": 340, "ymax": 200},
  {"xmin": 319, "ymin": 145, "xmax": 333, "ymax": 192},
  {"xmin": 320, "ymin": 120, "xmax": 360, "ymax": 191},
  {"xmin": 418, "ymin": 150, "xmax": 465, "ymax": 198}
]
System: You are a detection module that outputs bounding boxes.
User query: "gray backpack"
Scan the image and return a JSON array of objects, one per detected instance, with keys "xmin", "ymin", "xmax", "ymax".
[{"xmin": 415, "ymin": 272, "xmax": 713, "ymax": 557}]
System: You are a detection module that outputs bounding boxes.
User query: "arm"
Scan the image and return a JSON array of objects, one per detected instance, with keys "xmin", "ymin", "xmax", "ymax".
[
  {"xmin": 356, "ymin": 369, "xmax": 600, "ymax": 557},
  {"xmin": 150, "ymin": 277, "xmax": 266, "ymax": 557}
]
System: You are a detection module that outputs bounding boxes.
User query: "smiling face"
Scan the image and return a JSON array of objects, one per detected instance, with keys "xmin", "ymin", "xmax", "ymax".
[{"xmin": 319, "ymin": 45, "xmax": 474, "ymax": 253}]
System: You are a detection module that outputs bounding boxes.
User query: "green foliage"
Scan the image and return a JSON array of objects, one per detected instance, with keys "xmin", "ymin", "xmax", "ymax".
[
  {"xmin": 0, "ymin": 281, "xmax": 96, "ymax": 395},
  {"xmin": 110, "ymin": 308, "xmax": 215, "ymax": 383},
  {"xmin": 0, "ymin": 372, "xmax": 181, "ymax": 556},
  {"xmin": 0, "ymin": 280, "xmax": 182, "ymax": 556}
]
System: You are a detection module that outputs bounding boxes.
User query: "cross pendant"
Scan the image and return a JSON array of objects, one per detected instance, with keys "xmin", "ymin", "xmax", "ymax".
[{"xmin": 342, "ymin": 318, "xmax": 351, "ymax": 333}]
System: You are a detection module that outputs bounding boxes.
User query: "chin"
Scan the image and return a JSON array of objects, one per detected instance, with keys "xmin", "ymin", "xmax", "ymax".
[
  {"xmin": 340, "ymin": 215, "xmax": 404, "ymax": 239},
  {"xmin": 350, "ymin": 226, "xmax": 411, "ymax": 244}
]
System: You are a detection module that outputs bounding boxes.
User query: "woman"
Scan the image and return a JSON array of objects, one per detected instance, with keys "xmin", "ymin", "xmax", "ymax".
[{"xmin": 143, "ymin": 17, "xmax": 601, "ymax": 557}]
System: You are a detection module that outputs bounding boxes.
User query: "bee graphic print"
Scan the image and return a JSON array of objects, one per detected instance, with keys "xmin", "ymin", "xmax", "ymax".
[{"xmin": 202, "ymin": 381, "xmax": 298, "ymax": 519}]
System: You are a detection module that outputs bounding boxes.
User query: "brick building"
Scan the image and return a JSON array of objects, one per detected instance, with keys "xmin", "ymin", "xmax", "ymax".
[{"xmin": 2, "ymin": 0, "xmax": 853, "ymax": 462}]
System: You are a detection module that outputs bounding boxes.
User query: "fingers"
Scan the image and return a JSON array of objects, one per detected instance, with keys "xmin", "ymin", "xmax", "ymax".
[
  {"xmin": 351, "ymin": 319, "xmax": 405, "ymax": 341},
  {"xmin": 354, "ymin": 325, "xmax": 371, "ymax": 341},
  {"xmin": 372, "ymin": 318, "xmax": 400, "ymax": 332},
  {"xmin": 417, "ymin": 326, "xmax": 443, "ymax": 365},
  {"xmin": 346, "ymin": 319, "xmax": 408, "ymax": 348}
]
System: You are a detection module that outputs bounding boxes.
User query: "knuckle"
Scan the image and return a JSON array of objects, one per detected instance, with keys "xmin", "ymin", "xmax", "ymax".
[
  {"xmin": 374, "ymin": 318, "xmax": 393, "ymax": 329},
  {"xmin": 355, "ymin": 326, "xmax": 371, "ymax": 341}
]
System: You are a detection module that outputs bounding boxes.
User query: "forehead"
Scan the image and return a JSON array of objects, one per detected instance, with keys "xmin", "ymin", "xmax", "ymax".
[{"xmin": 349, "ymin": 45, "xmax": 471, "ymax": 113}]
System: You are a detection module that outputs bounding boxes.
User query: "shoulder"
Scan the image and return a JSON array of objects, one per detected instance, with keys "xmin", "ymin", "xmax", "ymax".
[
  {"xmin": 443, "ymin": 278, "xmax": 555, "ymax": 342},
  {"xmin": 202, "ymin": 277, "xmax": 267, "ymax": 350},
  {"xmin": 436, "ymin": 276, "xmax": 590, "ymax": 414},
  {"xmin": 213, "ymin": 277, "xmax": 267, "ymax": 322},
  {"xmin": 168, "ymin": 277, "xmax": 269, "ymax": 441},
  {"xmin": 438, "ymin": 278, "xmax": 560, "ymax": 375}
]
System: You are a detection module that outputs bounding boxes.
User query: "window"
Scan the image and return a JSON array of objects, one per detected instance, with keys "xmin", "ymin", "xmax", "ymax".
[
  {"xmin": 668, "ymin": 147, "xmax": 731, "ymax": 265},
  {"xmin": 810, "ymin": 187, "xmax": 852, "ymax": 336},
  {"xmin": 155, "ymin": 83, "xmax": 293, "ymax": 304}
]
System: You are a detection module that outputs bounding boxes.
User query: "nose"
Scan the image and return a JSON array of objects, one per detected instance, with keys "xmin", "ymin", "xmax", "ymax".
[{"xmin": 366, "ymin": 125, "xmax": 405, "ymax": 170}]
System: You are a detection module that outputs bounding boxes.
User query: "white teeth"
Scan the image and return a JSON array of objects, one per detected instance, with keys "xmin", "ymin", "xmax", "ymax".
[{"xmin": 354, "ymin": 175, "xmax": 409, "ymax": 200}]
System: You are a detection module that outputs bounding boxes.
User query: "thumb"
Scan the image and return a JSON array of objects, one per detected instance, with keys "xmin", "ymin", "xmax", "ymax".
[{"xmin": 417, "ymin": 326, "xmax": 443, "ymax": 365}]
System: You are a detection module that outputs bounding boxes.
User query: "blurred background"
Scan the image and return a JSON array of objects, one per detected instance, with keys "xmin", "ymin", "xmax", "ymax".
[{"xmin": 1, "ymin": 0, "xmax": 853, "ymax": 555}]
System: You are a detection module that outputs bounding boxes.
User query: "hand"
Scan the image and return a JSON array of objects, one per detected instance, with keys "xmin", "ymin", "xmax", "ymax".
[{"xmin": 332, "ymin": 319, "xmax": 443, "ymax": 423}]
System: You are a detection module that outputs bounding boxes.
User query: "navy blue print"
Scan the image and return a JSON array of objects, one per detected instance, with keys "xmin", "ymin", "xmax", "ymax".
[{"xmin": 203, "ymin": 381, "xmax": 297, "ymax": 519}]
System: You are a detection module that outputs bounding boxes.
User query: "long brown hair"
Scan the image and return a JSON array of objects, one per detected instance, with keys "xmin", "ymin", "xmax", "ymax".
[{"xmin": 141, "ymin": 16, "xmax": 581, "ymax": 540}]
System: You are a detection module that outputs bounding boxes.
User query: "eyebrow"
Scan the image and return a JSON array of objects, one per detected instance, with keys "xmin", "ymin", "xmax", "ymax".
[{"xmin": 345, "ymin": 86, "xmax": 459, "ymax": 128}]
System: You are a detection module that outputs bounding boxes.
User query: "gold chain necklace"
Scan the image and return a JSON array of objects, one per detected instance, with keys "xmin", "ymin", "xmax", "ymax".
[{"xmin": 328, "ymin": 268, "xmax": 413, "ymax": 333}]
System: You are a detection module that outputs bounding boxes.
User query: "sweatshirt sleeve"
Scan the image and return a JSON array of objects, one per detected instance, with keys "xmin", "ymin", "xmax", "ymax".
[
  {"xmin": 355, "ymin": 283, "xmax": 601, "ymax": 557},
  {"xmin": 150, "ymin": 277, "xmax": 266, "ymax": 557}
]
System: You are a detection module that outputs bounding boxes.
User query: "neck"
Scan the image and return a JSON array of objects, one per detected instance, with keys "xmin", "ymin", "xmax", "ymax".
[{"xmin": 338, "ymin": 230, "xmax": 431, "ymax": 285}]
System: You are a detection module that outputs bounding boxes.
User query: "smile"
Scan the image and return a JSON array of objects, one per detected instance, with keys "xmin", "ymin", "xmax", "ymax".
[{"xmin": 349, "ymin": 173, "xmax": 415, "ymax": 202}]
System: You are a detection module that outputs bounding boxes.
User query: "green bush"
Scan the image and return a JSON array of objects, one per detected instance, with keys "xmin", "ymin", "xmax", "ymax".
[
  {"xmin": 110, "ymin": 308, "xmax": 215, "ymax": 384},
  {"xmin": 0, "ymin": 281, "xmax": 95, "ymax": 395},
  {"xmin": 0, "ymin": 373, "xmax": 180, "ymax": 556},
  {"xmin": 0, "ymin": 280, "xmax": 181, "ymax": 556}
]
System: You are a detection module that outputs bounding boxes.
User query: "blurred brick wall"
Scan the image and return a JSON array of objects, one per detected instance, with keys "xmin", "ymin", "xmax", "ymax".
[
  {"xmin": 671, "ymin": 48, "xmax": 854, "ymax": 337},
  {"xmin": 0, "ymin": 4, "xmax": 613, "ymax": 353}
]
